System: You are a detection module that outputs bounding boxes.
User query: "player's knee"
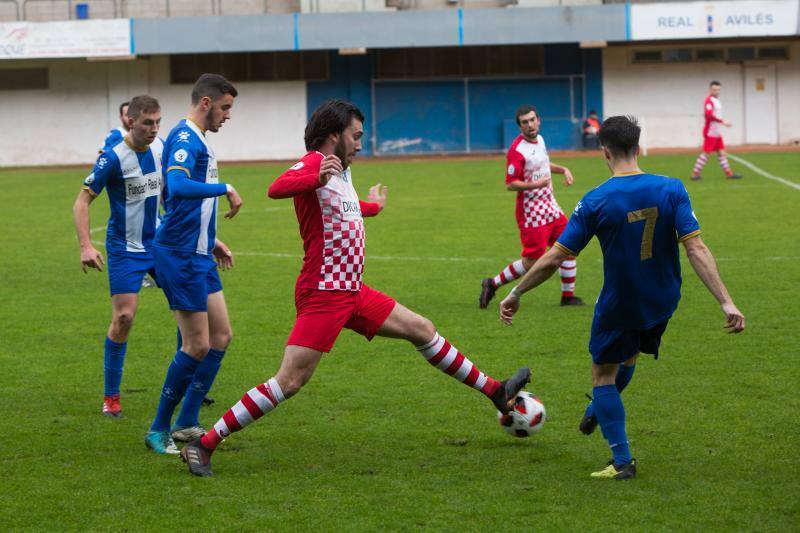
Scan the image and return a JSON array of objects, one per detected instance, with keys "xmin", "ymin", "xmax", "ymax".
[
  {"xmin": 112, "ymin": 310, "xmax": 135, "ymax": 334},
  {"xmin": 279, "ymin": 372, "xmax": 308, "ymax": 398},
  {"xmin": 211, "ymin": 328, "xmax": 233, "ymax": 350},
  {"xmin": 183, "ymin": 341, "xmax": 210, "ymax": 360},
  {"xmin": 411, "ymin": 315, "xmax": 436, "ymax": 344}
]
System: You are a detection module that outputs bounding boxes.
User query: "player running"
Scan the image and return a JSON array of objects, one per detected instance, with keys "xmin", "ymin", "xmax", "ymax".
[
  {"xmin": 499, "ymin": 115, "xmax": 745, "ymax": 479},
  {"xmin": 479, "ymin": 105, "xmax": 583, "ymax": 309},
  {"xmin": 144, "ymin": 74, "xmax": 242, "ymax": 454},
  {"xmin": 180, "ymin": 99, "xmax": 531, "ymax": 476},
  {"xmin": 100, "ymin": 101, "xmax": 130, "ymax": 154},
  {"xmin": 691, "ymin": 81, "xmax": 742, "ymax": 180},
  {"xmin": 72, "ymin": 95, "xmax": 164, "ymax": 418}
]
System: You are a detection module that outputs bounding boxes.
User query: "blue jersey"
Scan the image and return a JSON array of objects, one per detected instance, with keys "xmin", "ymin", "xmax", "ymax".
[
  {"xmin": 157, "ymin": 119, "xmax": 223, "ymax": 256},
  {"xmin": 556, "ymin": 172, "xmax": 701, "ymax": 330},
  {"xmin": 101, "ymin": 127, "xmax": 127, "ymax": 153},
  {"xmin": 83, "ymin": 137, "xmax": 164, "ymax": 256}
]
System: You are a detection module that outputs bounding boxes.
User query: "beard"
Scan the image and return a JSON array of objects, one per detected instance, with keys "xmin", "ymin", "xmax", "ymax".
[{"xmin": 334, "ymin": 137, "xmax": 349, "ymax": 171}]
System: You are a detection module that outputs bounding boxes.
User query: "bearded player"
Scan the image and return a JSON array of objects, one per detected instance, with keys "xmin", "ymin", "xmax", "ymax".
[
  {"xmin": 479, "ymin": 105, "xmax": 583, "ymax": 309},
  {"xmin": 180, "ymin": 99, "xmax": 531, "ymax": 476}
]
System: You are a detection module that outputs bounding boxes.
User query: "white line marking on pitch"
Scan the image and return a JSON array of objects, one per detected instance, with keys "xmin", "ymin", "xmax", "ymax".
[{"xmin": 728, "ymin": 154, "xmax": 800, "ymax": 191}]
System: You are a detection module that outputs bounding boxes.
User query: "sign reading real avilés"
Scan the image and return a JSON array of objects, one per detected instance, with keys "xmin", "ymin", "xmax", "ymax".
[
  {"xmin": 631, "ymin": 0, "xmax": 799, "ymax": 40},
  {"xmin": 0, "ymin": 19, "xmax": 131, "ymax": 59}
]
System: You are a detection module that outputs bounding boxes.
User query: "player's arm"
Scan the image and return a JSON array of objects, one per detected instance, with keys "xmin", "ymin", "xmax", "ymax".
[
  {"xmin": 360, "ymin": 183, "xmax": 388, "ymax": 217},
  {"xmin": 72, "ymin": 188, "xmax": 105, "ymax": 273},
  {"xmin": 499, "ymin": 244, "xmax": 569, "ymax": 325},
  {"xmin": 549, "ymin": 163, "xmax": 574, "ymax": 186},
  {"xmin": 682, "ymin": 236, "xmax": 745, "ymax": 333},
  {"xmin": 166, "ymin": 145, "xmax": 242, "ymax": 218},
  {"xmin": 268, "ymin": 155, "xmax": 336, "ymax": 199},
  {"xmin": 705, "ymin": 101, "xmax": 726, "ymax": 125},
  {"xmin": 504, "ymin": 151, "xmax": 545, "ymax": 191}
]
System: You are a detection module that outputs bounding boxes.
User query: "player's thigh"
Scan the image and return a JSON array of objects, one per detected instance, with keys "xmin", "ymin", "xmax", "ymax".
[
  {"xmin": 275, "ymin": 345, "xmax": 324, "ymax": 397},
  {"xmin": 346, "ymin": 285, "xmax": 397, "ymax": 341},
  {"xmin": 591, "ymin": 362, "xmax": 620, "ymax": 386},
  {"xmin": 287, "ymin": 289, "xmax": 353, "ymax": 353},
  {"xmin": 519, "ymin": 227, "xmax": 548, "ymax": 260},
  {"xmin": 375, "ymin": 301, "xmax": 434, "ymax": 345},
  {"xmin": 107, "ymin": 253, "xmax": 150, "ymax": 297},
  {"xmin": 175, "ymin": 309, "xmax": 211, "ymax": 359},
  {"xmin": 155, "ymin": 249, "xmax": 209, "ymax": 312},
  {"xmin": 110, "ymin": 293, "xmax": 139, "ymax": 322},
  {"xmin": 206, "ymin": 290, "xmax": 232, "ymax": 349}
]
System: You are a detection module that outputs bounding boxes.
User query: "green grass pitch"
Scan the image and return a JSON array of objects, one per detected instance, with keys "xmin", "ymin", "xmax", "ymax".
[{"xmin": 1, "ymin": 151, "xmax": 797, "ymax": 530}]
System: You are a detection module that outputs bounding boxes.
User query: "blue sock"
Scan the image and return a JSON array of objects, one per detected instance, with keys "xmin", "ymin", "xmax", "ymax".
[
  {"xmin": 149, "ymin": 351, "xmax": 200, "ymax": 432},
  {"xmin": 174, "ymin": 349, "xmax": 225, "ymax": 428},
  {"xmin": 103, "ymin": 337, "xmax": 127, "ymax": 397},
  {"xmin": 584, "ymin": 363, "xmax": 637, "ymax": 420},
  {"xmin": 592, "ymin": 384, "xmax": 632, "ymax": 466}
]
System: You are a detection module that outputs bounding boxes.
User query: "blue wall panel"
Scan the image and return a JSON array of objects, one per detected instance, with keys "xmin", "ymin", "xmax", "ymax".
[
  {"xmin": 307, "ymin": 53, "xmax": 374, "ymax": 155},
  {"xmin": 374, "ymin": 82, "xmax": 466, "ymax": 154},
  {"xmin": 583, "ymin": 48, "xmax": 603, "ymax": 120},
  {"xmin": 468, "ymin": 78, "xmax": 573, "ymax": 152}
]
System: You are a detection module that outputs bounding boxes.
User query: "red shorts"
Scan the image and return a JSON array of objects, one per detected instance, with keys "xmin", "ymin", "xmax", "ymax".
[
  {"xmin": 287, "ymin": 284, "xmax": 397, "ymax": 353},
  {"xmin": 519, "ymin": 215, "xmax": 568, "ymax": 259},
  {"xmin": 703, "ymin": 136, "xmax": 725, "ymax": 152}
]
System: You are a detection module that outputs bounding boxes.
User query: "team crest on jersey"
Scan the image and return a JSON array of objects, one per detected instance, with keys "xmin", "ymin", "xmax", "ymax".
[
  {"xmin": 97, "ymin": 157, "xmax": 107, "ymax": 169},
  {"xmin": 84, "ymin": 173, "xmax": 95, "ymax": 185},
  {"xmin": 290, "ymin": 161, "xmax": 304, "ymax": 171},
  {"xmin": 507, "ymin": 164, "xmax": 515, "ymax": 176},
  {"xmin": 174, "ymin": 149, "xmax": 188, "ymax": 163},
  {"xmin": 178, "ymin": 131, "xmax": 191, "ymax": 143}
]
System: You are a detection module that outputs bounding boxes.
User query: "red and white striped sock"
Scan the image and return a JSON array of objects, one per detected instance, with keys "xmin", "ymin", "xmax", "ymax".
[
  {"xmin": 693, "ymin": 153, "xmax": 708, "ymax": 176},
  {"xmin": 491, "ymin": 259, "xmax": 527, "ymax": 288},
  {"xmin": 416, "ymin": 333, "xmax": 501, "ymax": 397},
  {"xmin": 717, "ymin": 154, "xmax": 732, "ymax": 176},
  {"xmin": 200, "ymin": 377, "xmax": 285, "ymax": 451},
  {"xmin": 559, "ymin": 258, "xmax": 577, "ymax": 298}
]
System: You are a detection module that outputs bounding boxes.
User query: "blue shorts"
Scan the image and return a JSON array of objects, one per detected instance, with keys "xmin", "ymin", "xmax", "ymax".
[
  {"xmin": 589, "ymin": 318, "xmax": 669, "ymax": 365},
  {"xmin": 107, "ymin": 252, "xmax": 156, "ymax": 296},
  {"xmin": 154, "ymin": 247, "xmax": 222, "ymax": 312}
]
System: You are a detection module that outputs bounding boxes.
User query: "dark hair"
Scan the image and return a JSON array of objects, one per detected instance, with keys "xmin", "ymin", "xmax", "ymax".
[
  {"xmin": 127, "ymin": 95, "xmax": 160, "ymax": 119},
  {"xmin": 515, "ymin": 104, "xmax": 539, "ymax": 126},
  {"xmin": 191, "ymin": 73, "xmax": 238, "ymax": 105},
  {"xmin": 710, "ymin": 80, "xmax": 722, "ymax": 87},
  {"xmin": 589, "ymin": 110, "xmax": 598, "ymax": 116},
  {"xmin": 119, "ymin": 101, "xmax": 130, "ymax": 116},
  {"xmin": 598, "ymin": 115, "xmax": 641, "ymax": 159},
  {"xmin": 304, "ymin": 99, "xmax": 365, "ymax": 151}
]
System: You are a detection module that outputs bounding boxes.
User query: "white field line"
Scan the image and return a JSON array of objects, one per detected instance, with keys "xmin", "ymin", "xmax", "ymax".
[
  {"xmin": 728, "ymin": 154, "xmax": 800, "ymax": 191},
  {"xmin": 86, "ymin": 226, "xmax": 797, "ymax": 263}
]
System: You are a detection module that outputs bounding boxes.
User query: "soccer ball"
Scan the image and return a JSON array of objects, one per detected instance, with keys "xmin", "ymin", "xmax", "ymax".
[{"xmin": 497, "ymin": 391, "xmax": 546, "ymax": 438}]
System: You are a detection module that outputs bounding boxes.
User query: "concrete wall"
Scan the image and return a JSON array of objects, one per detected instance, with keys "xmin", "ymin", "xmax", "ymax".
[
  {"xmin": 0, "ymin": 56, "xmax": 306, "ymax": 166},
  {"xmin": 602, "ymin": 41, "xmax": 800, "ymax": 148}
]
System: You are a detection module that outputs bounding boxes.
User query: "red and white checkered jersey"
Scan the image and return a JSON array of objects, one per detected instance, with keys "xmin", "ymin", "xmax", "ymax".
[
  {"xmin": 703, "ymin": 95, "xmax": 724, "ymax": 138},
  {"xmin": 505, "ymin": 134, "xmax": 563, "ymax": 229},
  {"xmin": 268, "ymin": 151, "xmax": 381, "ymax": 292}
]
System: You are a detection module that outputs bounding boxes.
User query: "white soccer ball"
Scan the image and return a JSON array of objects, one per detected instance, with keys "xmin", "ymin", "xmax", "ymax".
[{"xmin": 497, "ymin": 391, "xmax": 546, "ymax": 438}]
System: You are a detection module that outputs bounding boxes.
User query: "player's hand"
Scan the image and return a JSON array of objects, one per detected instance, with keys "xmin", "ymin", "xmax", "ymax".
[
  {"xmin": 224, "ymin": 185, "xmax": 242, "ymax": 219},
  {"xmin": 721, "ymin": 301, "xmax": 745, "ymax": 333},
  {"xmin": 213, "ymin": 239, "xmax": 234, "ymax": 270},
  {"xmin": 499, "ymin": 293, "xmax": 521, "ymax": 325},
  {"xmin": 724, "ymin": 121, "xmax": 732, "ymax": 128},
  {"xmin": 563, "ymin": 168, "xmax": 574, "ymax": 186},
  {"xmin": 319, "ymin": 155, "xmax": 343, "ymax": 186},
  {"xmin": 368, "ymin": 183, "xmax": 388, "ymax": 211},
  {"xmin": 80, "ymin": 245, "xmax": 105, "ymax": 273}
]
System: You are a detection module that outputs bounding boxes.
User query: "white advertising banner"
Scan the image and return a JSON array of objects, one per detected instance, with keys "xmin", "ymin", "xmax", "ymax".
[
  {"xmin": 631, "ymin": 0, "xmax": 799, "ymax": 40},
  {"xmin": 0, "ymin": 19, "xmax": 132, "ymax": 59}
]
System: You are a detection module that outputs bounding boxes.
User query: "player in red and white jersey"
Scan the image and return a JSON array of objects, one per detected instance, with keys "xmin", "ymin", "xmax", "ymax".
[
  {"xmin": 180, "ymin": 99, "xmax": 531, "ymax": 476},
  {"xmin": 691, "ymin": 81, "xmax": 742, "ymax": 180},
  {"xmin": 479, "ymin": 105, "xmax": 584, "ymax": 309}
]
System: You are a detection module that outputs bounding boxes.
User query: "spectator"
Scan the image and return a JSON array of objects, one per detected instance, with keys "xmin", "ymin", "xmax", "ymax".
[{"xmin": 583, "ymin": 110, "xmax": 601, "ymax": 149}]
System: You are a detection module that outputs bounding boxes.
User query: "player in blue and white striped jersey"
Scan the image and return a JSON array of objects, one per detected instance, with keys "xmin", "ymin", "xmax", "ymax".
[
  {"xmin": 73, "ymin": 95, "xmax": 164, "ymax": 419},
  {"xmin": 99, "ymin": 101, "xmax": 130, "ymax": 154},
  {"xmin": 146, "ymin": 74, "xmax": 243, "ymax": 454}
]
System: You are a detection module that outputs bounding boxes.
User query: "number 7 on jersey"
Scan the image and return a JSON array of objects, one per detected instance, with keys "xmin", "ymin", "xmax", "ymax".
[{"xmin": 627, "ymin": 207, "xmax": 659, "ymax": 261}]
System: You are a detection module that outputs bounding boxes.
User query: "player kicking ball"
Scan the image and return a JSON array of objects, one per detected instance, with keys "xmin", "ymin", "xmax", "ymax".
[
  {"xmin": 479, "ymin": 105, "xmax": 583, "ymax": 309},
  {"xmin": 181, "ymin": 99, "xmax": 530, "ymax": 476},
  {"xmin": 499, "ymin": 115, "xmax": 745, "ymax": 479}
]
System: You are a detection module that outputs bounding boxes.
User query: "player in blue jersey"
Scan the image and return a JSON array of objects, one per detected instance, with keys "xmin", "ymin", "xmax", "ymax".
[
  {"xmin": 100, "ymin": 101, "xmax": 130, "ymax": 154},
  {"xmin": 73, "ymin": 95, "xmax": 164, "ymax": 418},
  {"xmin": 144, "ymin": 74, "xmax": 243, "ymax": 455},
  {"xmin": 498, "ymin": 116, "xmax": 745, "ymax": 479}
]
